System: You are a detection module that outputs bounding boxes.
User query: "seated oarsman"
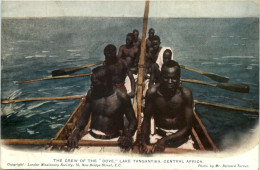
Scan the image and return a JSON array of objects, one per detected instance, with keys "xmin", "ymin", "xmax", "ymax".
[
  {"xmin": 163, "ymin": 49, "xmax": 172, "ymax": 64},
  {"xmin": 139, "ymin": 60, "xmax": 194, "ymax": 153},
  {"xmin": 146, "ymin": 28, "xmax": 155, "ymax": 50},
  {"xmin": 145, "ymin": 46, "xmax": 173, "ymax": 88},
  {"xmin": 103, "ymin": 44, "xmax": 135, "ymax": 98},
  {"xmin": 118, "ymin": 33, "xmax": 140, "ymax": 74},
  {"xmin": 145, "ymin": 59, "xmax": 160, "ymax": 88},
  {"xmin": 133, "ymin": 29, "xmax": 142, "ymax": 49},
  {"xmin": 149, "ymin": 35, "xmax": 174, "ymax": 70},
  {"xmin": 67, "ymin": 66, "xmax": 137, "ymax": 151}
]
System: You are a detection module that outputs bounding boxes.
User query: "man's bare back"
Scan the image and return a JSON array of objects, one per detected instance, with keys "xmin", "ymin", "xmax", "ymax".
[{"xmin": 104, "ymin": 44, "xmax": 135, "ymax": 97}]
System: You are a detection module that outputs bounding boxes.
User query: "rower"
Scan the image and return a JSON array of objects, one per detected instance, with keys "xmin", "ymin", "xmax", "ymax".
[
  {"xmin": 103, "ymin": 44, "xmax": 135, "ymax": 98},
  {"xmin": 133, "ymin": 29, "xmax": 142, "ymax": 49},
  {"xmin": 139, "ymin": 60, "xmax": 194, "ymax": 153},
  {"xmin": 146, "ymin": 28, "xmax": 155, "ymax": 50},
  {"xmin": 118, "ymin": 33, "xmax": 140, "ymax": 73},
  {"xmin": 149, "ymin": 35, "xmax": 174, "ymax": 70},
  {"xmin": 67, "ymin": 66, "xmax": 137, "ymax": 150}
]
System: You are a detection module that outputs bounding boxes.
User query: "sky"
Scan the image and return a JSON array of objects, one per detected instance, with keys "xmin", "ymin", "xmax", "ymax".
[{"xmin": 1, "ymin": 0, "xmax": 259, "ymax": 18}]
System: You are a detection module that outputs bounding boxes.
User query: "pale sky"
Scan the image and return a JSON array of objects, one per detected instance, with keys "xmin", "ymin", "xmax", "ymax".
[{"xmin": 1, "ymin": 0, "xmax": 259, "ymax": 18}]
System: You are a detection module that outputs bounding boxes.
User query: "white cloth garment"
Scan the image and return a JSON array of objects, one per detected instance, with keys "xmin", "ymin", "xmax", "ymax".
[
  {"xmin": 73, "ymin": 129, "xmax": 121, "ymax": 153},
  {"xmin": 156, "ymin": 47, "xmax": 174, "ymax": 71}
]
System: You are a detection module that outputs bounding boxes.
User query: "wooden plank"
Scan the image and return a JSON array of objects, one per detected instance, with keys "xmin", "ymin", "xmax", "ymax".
[
  {"xmin": 192, "ymin": 127, "xmax": 205, "ymax": 150},
  {"xmin": 54, "ymin": 99, "xmax": 85, "ymax": 139},
  {"xmin": 193, "ymin": 110, "xmax": 218, "ymax": 151}
]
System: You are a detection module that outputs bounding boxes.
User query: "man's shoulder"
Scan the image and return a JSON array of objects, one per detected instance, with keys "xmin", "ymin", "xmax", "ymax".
[
  {"xmin": 119, "ymin": 44, "xmax": 127, "ymax": 50},
  {"xmin": 146, "ymin": 84, "xmax": 160, "ymax": 96},
  {"xmin": 180, "ymin": 86, "xmax": 193, "ymax": 98},
  {"xmin": 114, "ymin": 88, "xmax": 129, "ymax": 98}
]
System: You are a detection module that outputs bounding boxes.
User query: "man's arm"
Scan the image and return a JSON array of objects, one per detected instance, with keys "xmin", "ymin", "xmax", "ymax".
[
  {"xmin": 117, "ymin": 91, "xmax": 137, "ymax": 149},
  {"xmin": 124, "ymin": 60, "xmax": 135, "ymax": 97},
  {"xmin": 117, "ymin": 46, "xmax": 124, "ymax": 59},
  {"xmin": 67, "ymin": 91, "xmax": 92, "ymax": 148},
  {"xmin": 123, "ymin": 93, "xmax": 137, "ymax": 135},
  {"xmin": 134, "ymin": 47, "xmax": 140, "ymax": 66},
  {"xmin": 139, "ymin": 88, "xmax": 155, "ymax": 153},
  {"xmin": 148, "ymin": 63, "xmax": 160, "ymax": 88},
  {"xmin": 152, "ymin": 88, "xmax": 194, "ymax": 152}
]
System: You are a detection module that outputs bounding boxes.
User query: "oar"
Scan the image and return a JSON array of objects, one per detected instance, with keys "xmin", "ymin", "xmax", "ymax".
[
  {"xmin": 16, "ymin": 72, "xmax": 249, "ymax": 93},
  {"xmin": 180, "ymin": 65, "xmax": 229, "ymax": 83},
  {"xmin": 1, "ymin": 95, "xmax": 84, "ymax": 104},
  {"xmin": 181, "ymin": 78, "xmax": 249, "ymax": 93},
  {"xmin": 16, "ymin": 72, "xmax": 92, "ymax": 84},
  {"xmin": 194, "ymin": 100, "xmax": 259, "ymax": 114},
  {"xmin": 51, "ymin": 61, "xmax": 103, "ymax": 76},
  {"xmin": 52, "ymin": 62, "xmax": 229, "ymax": 82}
]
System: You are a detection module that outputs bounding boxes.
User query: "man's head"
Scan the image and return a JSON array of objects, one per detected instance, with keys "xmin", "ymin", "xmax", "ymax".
[
  {"xmin": 126, "ymin": 33, "xmax": 134, "ymax": 46},
  {"xmin": 160, "ymin": 60, "xmax": 181, "ymax": 91},
  {"xmin": 148, "ymin": 28, "xmax": 155, "ymax": 38},
  {"xmin": 163, "ymin": 49, "xmax": 172, "ymax": 64},
  {"xmin": 91, "ymin": 66, "xmax": 112, "ymax": 93},
  {"xmin": 133, "ymin": 29, "xmax": 139, "ymax": 41},
  {"xmin": 104, "ymin": 44, "xmax": 117, "ymax": 63},
  {"xmin": 151, "ymin": 35, "xmax": 161, "ymax": 52}
]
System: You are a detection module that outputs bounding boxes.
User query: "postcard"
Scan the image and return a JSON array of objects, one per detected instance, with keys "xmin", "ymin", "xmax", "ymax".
[{"xmin": 1, "ymin": 0, "xmax": 259, "ymax": 169}]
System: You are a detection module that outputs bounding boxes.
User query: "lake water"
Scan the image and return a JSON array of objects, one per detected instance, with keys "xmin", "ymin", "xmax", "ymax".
[{"xmin": 1, "ymin": 17, "xmax": 259, "ymax": 150}]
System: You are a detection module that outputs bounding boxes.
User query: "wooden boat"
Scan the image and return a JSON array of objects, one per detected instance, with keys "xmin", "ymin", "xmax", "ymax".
[{"xmin": 53, "ymin": 96, "xmax": 218, "ymax": 153}]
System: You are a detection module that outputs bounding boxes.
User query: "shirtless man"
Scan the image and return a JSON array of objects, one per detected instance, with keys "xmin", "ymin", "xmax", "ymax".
[
  {"xmin": 163, "ymin": 49, "xmax": 172, "ymax": 64},
  {"xmin": 118, "ymin": 33, "xmax": 140, "ymax": 71},
  {"xmin": 103, "ymin": 44, "xmax": 135, "ymax": 97},
  {"xmin": 139, "ymin": 60, "xmax": 194, "ymax": 153},
  {"xmin": 133, "ymin": 29, "xmax": 142, "ymax": 49},
  {"xmin": 149, "ymin": 35, "xmax": 162, "ymax": 63},
  {"xmin": 67, "ymin": 66, "xmax": 137, "ymax": 150},
  {"xmin": 146, "ymin": 28, "xmax": 155, "ymax": 50}
]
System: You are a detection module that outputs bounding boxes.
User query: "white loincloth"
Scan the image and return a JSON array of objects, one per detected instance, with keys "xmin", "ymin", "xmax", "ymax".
[
  {"xmin": 156, "ymin": 47, "xmax": 174, "ymax": 71},
  {"xmin": 149, "ymin": 127, "xmax": 195, "ymax": 150},
  {"xmin": 73, "ymin": 129, "xmax": 121, "ymax": 153}
]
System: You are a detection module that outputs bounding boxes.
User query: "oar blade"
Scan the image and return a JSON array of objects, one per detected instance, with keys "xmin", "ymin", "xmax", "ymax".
[
  {"xmin": 202, "ymin": 73, "xmax": 229, "ymax": 83},
  {"xmin": 217, "ymin": 83, "xmax": 250, "ymax": 93}
]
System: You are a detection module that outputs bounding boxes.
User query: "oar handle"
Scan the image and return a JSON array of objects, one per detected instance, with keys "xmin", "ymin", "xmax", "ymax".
[
  {"xmin": 194, "ymin": 100, "xmax": 259, "ymax": 114},
  {"xmin": 1, "ymin": 95, "xmax": 85, "ymax": 104},
  {"xmin": 181, "ymin": 79, "xmax": 250, "ymax": 93}
]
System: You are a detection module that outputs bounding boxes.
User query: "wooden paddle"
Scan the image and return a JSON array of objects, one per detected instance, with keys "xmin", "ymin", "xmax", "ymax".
[
  {"xmin": 16, "ymin": 72, "xmax": 249, "ymax": 93},
  {"xmin": 194, "ymin": 100, "xmax": 259, "ymax": 114},
  {"xmin": 1, "ymin": 95, "xmax": 84, "ymax": 104},
  {"xmin": 180, "ymin": 65, "xmax": 229, "ymax": 83},
  {"xmin": 51, "ymin": 61, "xmax": 229, "ymax": 83},
  {"xmin": 16, "ymin": 72, "xmax": 92, "ymax": 84},
  {"xmin": 181, "ymin": 79, "xmax": 249, "ymax": 93},
  {"xmin": 51, "ymin": 61, "xmax": 103, "ymax": 76}
]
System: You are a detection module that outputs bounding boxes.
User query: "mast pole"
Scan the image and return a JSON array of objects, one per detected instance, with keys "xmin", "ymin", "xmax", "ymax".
[{"xmin": 136, "ymin": 0, "xmax": 150, "ymax": 137}]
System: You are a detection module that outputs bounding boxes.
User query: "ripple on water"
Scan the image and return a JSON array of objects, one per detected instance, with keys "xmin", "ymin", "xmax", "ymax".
[{"xmin": 27, "ymin": 101, "xmax": 50, "ymax": 110}]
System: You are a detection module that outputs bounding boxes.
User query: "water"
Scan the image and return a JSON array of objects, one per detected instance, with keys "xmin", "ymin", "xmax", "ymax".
[{"xmin": 1, "ymin": 17, "xmax": 259, "ymax": 150}]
